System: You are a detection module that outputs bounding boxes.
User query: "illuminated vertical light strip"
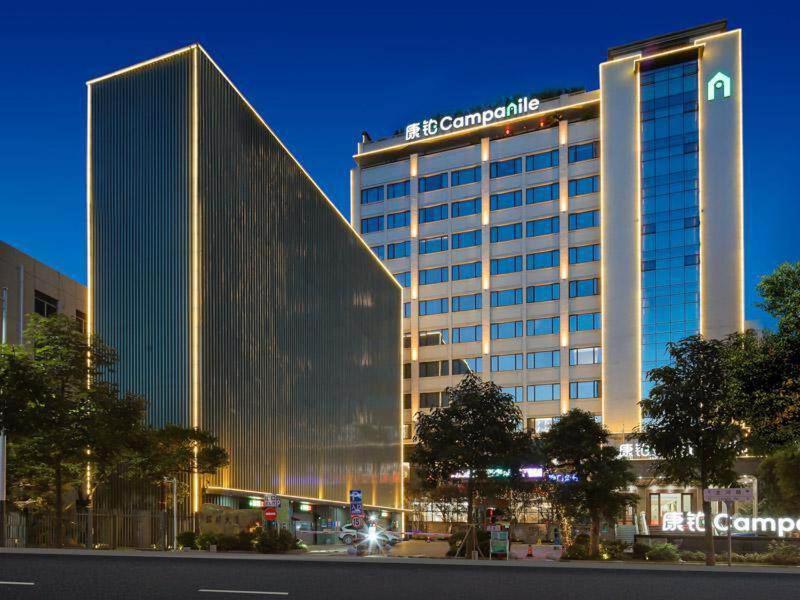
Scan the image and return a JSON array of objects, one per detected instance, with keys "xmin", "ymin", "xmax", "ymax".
[
  {"xmin": 697, "ymin": 52, "xmax": 705, "ymax": 336},
  {"xmin": 191, "ymin": 46, "xmax": 201, "ymax": 514},
  {"xmin": 598, "ymin": 63, "xmax": 607, "ymax": 426},
  {"xmin": 86, "ymin": 84, "xmax": 93, "ymax": 341},
  {"xmin": 737, "ymin": 32, "xmax": 745, "ymax": 333},
  {"xmin": 633, "ymin": 63, "xmax": 643, "ymax": 431},
  {"xmin": 399, "ymin": 304, "xmax": 405, "ymax": 531}
]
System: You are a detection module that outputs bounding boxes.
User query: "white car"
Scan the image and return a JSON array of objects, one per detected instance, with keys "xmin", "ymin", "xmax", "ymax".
[{"xmin": 338, "ymin": 524, "xmax": 401, "ymax": 546}]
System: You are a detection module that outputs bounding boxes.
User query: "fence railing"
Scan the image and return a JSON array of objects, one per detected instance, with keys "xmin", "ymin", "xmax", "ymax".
[{"xmin": 3, "ymin": 511, "xmax": 195, "ymax": 550}]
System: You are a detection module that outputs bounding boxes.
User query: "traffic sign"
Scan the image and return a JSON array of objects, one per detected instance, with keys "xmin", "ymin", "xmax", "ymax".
[
  {"xmin": 263, "ymin": 507, "xmax": 278, "ymax": 521},
  {"xmin": 264, "ymin": 493, "xmax": 281, "ymax": 508},
  {"xmin": 703, "ymin": 488, "xmax": 753, "ymax": 502},
  {"xmin": 351, "ymin": 516, "xmax": 362, "ymax": 528},
  {"xmin": 349, "ymin": 490, "xmax": 364, "ymax": 517}
]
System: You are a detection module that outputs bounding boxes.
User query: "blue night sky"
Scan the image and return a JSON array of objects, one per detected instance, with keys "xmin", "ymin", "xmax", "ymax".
[{"xmin": 0, "ymin": 1, "xmax": 796, "ymax": 328}]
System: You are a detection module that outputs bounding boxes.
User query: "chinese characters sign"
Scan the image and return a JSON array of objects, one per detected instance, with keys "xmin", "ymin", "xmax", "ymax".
[{"xmin": 663, "ymin": 512, "xmax": 800, "ymax": 537}]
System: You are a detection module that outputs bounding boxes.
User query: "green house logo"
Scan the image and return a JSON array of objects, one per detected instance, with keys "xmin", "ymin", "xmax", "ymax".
[{"xmin": 708, "ymin": 72, "xmax": 732, "ymax": 101}]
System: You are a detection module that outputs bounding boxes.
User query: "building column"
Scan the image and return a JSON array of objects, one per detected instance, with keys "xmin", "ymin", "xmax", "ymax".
[
  {"xmin": 557, "ymin": 119, "xmax": 570, "ymax": 415},
  {"xmin": 409, "ymin": 155, "xmax": 420, "ymax": 407},
  {"xmin": 479, "ymin": 138, "xmax": 492, "ymax": 378}
]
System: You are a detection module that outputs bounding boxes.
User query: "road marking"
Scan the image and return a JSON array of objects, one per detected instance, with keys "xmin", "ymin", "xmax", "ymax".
[
  {"xmin": 198, "ymin": 590, "xmax": 288, "ymax": 596},
  {"xmin": 0, "ymin": 581, "xmax": 35, "ymax": 586}
]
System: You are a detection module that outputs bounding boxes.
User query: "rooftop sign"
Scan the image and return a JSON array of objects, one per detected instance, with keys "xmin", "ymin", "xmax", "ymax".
[{"xmin": 405, "ymin": 96, "xmax": 541, "ymax": 141}]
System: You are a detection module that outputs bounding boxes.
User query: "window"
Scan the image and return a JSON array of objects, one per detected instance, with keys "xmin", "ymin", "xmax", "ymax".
[
  {"xmin": 569, "ymin": 278, "xmax": 600, "ymax": 298},
  {"xmin": 491, "ymin": 256, "xmax": 522, "ymax": 275},
  {"xmin": 527, "ymin": 383, "xmax": 560, "ymax": 402},
  {"xmin": 452, "ymin": 261, "xmax": 481, "ymax": 280},
  {"xmin": 387, "ymin": 210, "xmax": 410, "ymax": 229},
  {"xmin": 419, "ymin": 203, "xmax": 448, "ymax": 224},
  {"xmin": 360, "ymin": 216, "xmax": 383, "ymax": 233},
  {"xmin": 452, "ymin": 325, "xmax": 481, "ymax": 343},
  {"xmin": 527, "ymin": 316, "xmax": 560, "ymax": 336},
  {"xmin": 526, "ymin": 149, "xmax": 559, "ymax": 171},
  {"xmin": 419, "ymin": 236, "xmax": 448, "ymax": 254},
  {"xmin": 403, "ymin": 333, "xmax": 411, "ymax": 348},
  {"xmin": 570, "ymin": 347, "xmax": 602, "ymax": 366},
  {"xmin": 370, "ymin": 245, "xmax": 385, "ymax": 259},
  {"xmin": 403, "ymin": 393, "xmax": 411, "ymax": 409},
  {"xmin": 419, "ymin": 297, "xmax": 449, "ymax": 315},
  {"xmin": 403, "ymin": 302, "xmax": 411, "ymax": 318},
  {"xmin": 452, "ymin": 357, "xmax": 482, "ymax": 374},
  {"xmin": 527, "ymin": 350, "xmax": 560, "ymax": 369},
  {"xmin": 490, "ymin": 190, "xmax": 522, "ymax": 211},
  {"xmin": 502, "ymin": 386, "xmax": 524, "ymax": 403},
  {"xmin": 526, "ymin": 182, "xmax": 559, "ymax": 205},
  {"xmin": 527, "ymin": 283, "xmax": 559, "ymax": 303},
  {"xmin": 361, "ymin": 185, "xmax": 384, "ymax": 204},
  {"xmin": 570, "ymin": 312, "xmax": 601, "ymax": 332},
  {"xmin": 452, "ymin": 293, "xmax": 482, "ymax": 312},
  {"xmin": 490, "ymin": 157, "xmax": 522, "ymax": 178},
  {"xmin": 419, "ymin": 172, "xmax": 448, "ymax": 192},
  {"xmin": 568, "ymin": 175, "xmax": 599, "ymax": 196},
  {"xmin": 490, "ymin": 223, "xmax": 522, "ymax": 243},
  {"xmin": 491, "ymin": 288, "xmax": 523, "ymax": 307},
  {"xmin": 527, "ymin": 216, "xmax": 559, "ymax": 237},
  {"xmin": 34, "ymin": 290, "xmax": 58, "ymax": 317},
  {"xmin": 570, "ymin": 380, "xmax": 601, "ymax": 399},
  {"xmin": 387, "ymin": 240, "xmax": 410, "ymax": 259},
  {"xmin": 403, "ymin": 363, "xmax": 411, "ymax": 379},
  {"xmin": 395, "ymin": 271, "xmax": 411, "ymax": 287},
  {"xmin": 451, "ymin": 166, "xmax": 481, "ymax": 186},
  {"xmin": 420, "ymin": 360, "xmax": 450, "ymax": 377},
  {"xmin": 527, "ymin": 249, "xmax": 559, "ymax": 270},
  {"xmin": 569, "ymin": 244, "xmax": 601, "ymax": 264},
  {"xmin": 452, "ymin": 229, "xmax": 481, "ymax": 249},
  {"xmin": 491, "ymin": 353, "xmax": 523, "ymax": 372},
  {"xmin": 569, "ymin": 210, "xmax": 600, "ymax": 230},
  {"xmin": 648, "ymin": 492, "xmax": 693, "ymax": 527},
  {"xmin": 568, "ymin": 141, "xmax": 599, "ymax": 163},
  {"xmin": 419, "ymin": 330, "xmax": 449, "ymax": 346},
  {"xmin": 529, "ymin": 417, "xmax": 559, "ymax": 434},
  {"xmin": 451, "ymin": 197, "xmax": 480, "ymax": 218},
  {"xmin": 491, "ymin": 321, "xmax": 523, "ymax": 339},
  {"xmin": 75, "ymin": 310, "xmax": 87, "ymax": 333},
  {"xmin": 419, "ymin": 391, "xmax": 444, "ymax": 408},
  {"xmin": 419, "ymin": 266, "xmax": 448, "ymax": 285},
  {"xmin": 387, "ymin": 180, "xmax": 410, "ymax": 199}
]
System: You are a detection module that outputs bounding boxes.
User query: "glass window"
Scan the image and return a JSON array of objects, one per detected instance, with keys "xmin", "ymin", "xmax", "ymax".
[
  {"xmin": 570, "ymin": 347, "xmax": 602, "ymax": 366},
  {"xmin": 370, "ymin": 245, "xmax": 385, "ymax": 260},
  {"xmin": 419, "ymin": 330, "xmax": 449, "ymax": 346},
  {"xmin": 403, "ymin": 363, "xmax": 411, "ymax": 379},
  {"xmin": 403, "ymin": 333, "xmax": 411, "ymax": 348},
  {"xmin": 386, "ymin": 180, "xmax": 410, "ymax": 199},
  {"xmin": 531, "ymin": 417, "xmax": 559, "ymax": 434},
  {"xmin": 569, "ymin": 210, "xmax": 600, "ymax": 230},
  {"xmin": 491, "ymin": 321, "xmax": 523, "ymax": 339},
  {"xmin": 395, "ymin": 271, "xmax": 411, "ymax": 287},
  {"xmin": 527, "ymin": 250, "xmax": 559, "ymax": 270},
  {"xmin": 491, "ymin": 353, "xmax": 524, "ymax": 371},
  {"xmin": 360, "ymin": 215, "xmax": 384, "ymax": 233},
  {"xmin": 419, "ymin": 203, "xmax": 448, "ymax": 224},
  {"xmin": 34, "ymin": 290, "xmax": 58, "ymax": 317},
  {"xmin": 491, "ymin": 256, "xmax": 522, "ymax": 275},
  {"xmin": 419, "ymin": 172, "xmax": 449, "ymax": 192},
  {"xmin": 451, "ymin": 197, "xmax": 481, "ymax": 218},
  {"xmin": 569, "ymin": 278, "xmax": 600, "ymax": 298},
  {"xmin": 387, "ymin": 241, "xmax": 410, "ymax": 259},
  {"xmin": 420, "ymin": 360, "xmax": 449, "ymax": 377},
  {"xmin": 490, "ymin": 157, "xmax": 522, "ymax": 178},
  {"xmin": 568, "ymin": 175, "xmax": 599, "ymax": 197},
  {"xmin": 452, "ymin": 293, "xmax": 482, "ymax": 312},
  {"xmin": 75, "ymin": 310, "xmax": 86, "ymax": 333},
  {"xmin": 403, "ymin": 302, "xmax": 411, "ymax": 318},
  {"xmin": 452, "ymin": 229, "xmax": 482, "ymax": 249},
  {"xmin": 490, "ymin": 190, "xmax": 522, "ymax": 211},
  {"xmin": 490, "ymin": 223, "xmax": 522, "ymax": 243},
  {"xmin": 569, "ymin": 312, "xmax": 601, "ymax": 332},
  {"xmin": 419, "ymin": 236, "xmax": 448, "ymax": 254},
  {"xmin": 451, "ymin": 166, "xmax": 481, "ymax": 186},
  {"xmin": 502, "ymin": 386, "xmax": 524, "ymax": 403},
  {"xmin": 527, "ymin": 283, "xmax": 560, "ymax": 303},
  {"xmin": 527, "ymin": 216, "xmax": 559, "ymax": 237},
  {"xmin": 526, "ymin": 149, "xmax": 559, "ymax": 171},
  {"xmin": 526, "ymin": 182, "xmax": 559, "ymax": 205},
  {"xmin": 452, "ymin": 261, "xmax": 481, "ymax": 280},
  {"xmin": 491, "ymin": 288, "xmax": 523, "ymax": 307},
  {"xmin": 569, "ymin": 380, "xmax": 601, "ymax": 399},
  {"xmin": 361, "ymin": 185, "xmax": 384, "ymax": 204},
  {"xmin": 403, "ymin": 393, "xmax": 411, "ymax": 409},
  {"xmin": 452, "ymin": 325, "xmax": 482, "ymax": 343},
  {"xmin": 527, "ymin": 383, "xmax": 561, "ymax": 402},
  {"xmin": 527, "ymin": 316, "xmax": 560, "ymax": 336},
  {"xmin": 568, "ymin": 141, "xmax": 599, "ymax": 163},
  {"xmin": 419, "ymin": 298, "xmax": 449, "ymax": 316},
  {"xmin": 568, "ymin": 244, "xmax": 601, "ymax": 264},
  {"xmin": 419, "ymin": 266, "xmax": 448, "ymax": 285},
  {"xmin": 387, "ymin": 210, "xmax": 410, "ymax": 229},
  {"xmin": 452, "ymin": 357, "xmax": 482, "ymax": 374},
  {"xmin": 527, "ymin": 350, "xmax": 560, "ymax": 369}
]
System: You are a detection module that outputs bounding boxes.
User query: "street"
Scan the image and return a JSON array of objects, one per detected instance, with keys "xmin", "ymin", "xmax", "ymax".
[{"xmin": 1, "ymin": 551, "xmax": 799, "ymax": 599}]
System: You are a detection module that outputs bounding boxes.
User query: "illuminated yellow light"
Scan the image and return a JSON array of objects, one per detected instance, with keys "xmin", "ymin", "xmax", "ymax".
[
  {"xmin": 632, "ymin": 44, "xmax": 703, "ymax": 66},
  {"xmin": 634, "ymin": 64, "xmax": 643, "ymax": 430},
  {"xmin": 204, "ymin": 486, "xmax": 405, "ymax": 513},
  {"xmin": 411, "ymin": 284, "xmax": 418, "ymax": 300},
  {"xmin": 560, "ymin": 264, "xmax": 567, "ymax": 280},
  {"xmin": 86, "ymin": 84, "xmax": 93, "ymax": 342},
  {"xmin": 697, "ymin": 53, "xmax": 705, "ymax": 336},
  {"xmin": 481, "ymin": 144, "xmax": 489, "ymax": 162},
  {"xmin": 191, "ymin": 47, "xmax": 201, "ymax": 514},
  {"xmin": 561, "ymin": 332, "xmax": 568, "ymax": 348},
  {"xmin": 482, "ymin": 274, "xmax": 490, "ymax": 290},
  {"xmin": 410, "ymin": 156, "xmax": 418, "ymax": 178},
  {"xmin": 483, "ymin": 340, "xmax": 490, "ymax": 355},
  {"xmin": 411, "ymin": 347, "xmax": 417, "ymax": 361},
  {"xmin": 86, "ymin": 45, "xmax": 196, "ymax": 84}
]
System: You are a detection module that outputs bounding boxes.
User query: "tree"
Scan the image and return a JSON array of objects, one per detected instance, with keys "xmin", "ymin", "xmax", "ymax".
[
  {"xmin": 757, "ymin": 446, "xmax": 800, "ymax": 515},
  {"xmin": 409, "ymin": 373, "xmax": 539, "ymax": 526},
  {"xmin": 636, "ymin": 335, "xmax": 747, "ymax": 566},
  {"xmin": 540, "ymin": 409, "xmax": 636, "ymax": 557}
]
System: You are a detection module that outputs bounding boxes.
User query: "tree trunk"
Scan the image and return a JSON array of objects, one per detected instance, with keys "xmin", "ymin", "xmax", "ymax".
[
  {"xmin": 55, "ymin": 462, "xmax": 64, "ymax": 548},
  {"xmin": 703, "ymin": 500, "xmax": 716, "ymax": 566},
  {"xmin": 465, "ymin": 476, "xmax": 475, "ymax": 558},
  {"xmin": 590, "ymin": 515, "xmax": 601, "ymax": 557}
]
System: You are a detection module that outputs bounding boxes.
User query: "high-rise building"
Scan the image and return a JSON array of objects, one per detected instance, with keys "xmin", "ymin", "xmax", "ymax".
[
  {"xmin": 87, "ymin": 46, "xmax": 403, "ymax": 524},
  {"xmin": 351, "ymin": 21, "xmax": 743, "ymax": 461}
]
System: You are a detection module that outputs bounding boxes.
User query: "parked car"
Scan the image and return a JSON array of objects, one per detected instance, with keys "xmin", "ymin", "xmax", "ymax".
[{"xmin": 338, "ymin": 524, "xmax": 401, "ymax": 546}]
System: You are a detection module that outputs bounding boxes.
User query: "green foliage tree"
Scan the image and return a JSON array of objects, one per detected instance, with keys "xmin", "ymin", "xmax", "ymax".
[
  {"xmin": 636, "ymin": 335, "xmax": 747, "ymax": 566},
  {"xmin": 540, "ymin": 409, "xmax": 636, "ymax": 557},
  {"xmin": 757, "ymin": 446, "xmax": 800, "ymax": 515}
]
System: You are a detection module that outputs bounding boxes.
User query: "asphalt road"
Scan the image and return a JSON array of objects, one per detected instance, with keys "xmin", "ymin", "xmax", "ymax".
[{"xmin": 1, "ymin": 552, "xmax": 799, "ymax": 600}]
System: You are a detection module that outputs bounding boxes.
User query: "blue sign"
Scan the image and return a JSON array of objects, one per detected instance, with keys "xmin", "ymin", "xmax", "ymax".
[{"xmin": 349, "ymin": 490, "xmax": 364, "ymax": 517}]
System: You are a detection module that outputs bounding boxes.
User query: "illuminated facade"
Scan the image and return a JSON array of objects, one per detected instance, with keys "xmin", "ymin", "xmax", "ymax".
[
  {"xmin": 351, "ymin": 21, "xmax": 744, "ymax": 454},
  {"xmin": 87, "ymin": 46, "xmax": 403, "ymax": 523}
]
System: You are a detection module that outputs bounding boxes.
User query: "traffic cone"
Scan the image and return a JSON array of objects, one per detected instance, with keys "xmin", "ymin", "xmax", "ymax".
[{"xmin": 527, "ymin": 544, "xmax": 533, "ymax": 558}]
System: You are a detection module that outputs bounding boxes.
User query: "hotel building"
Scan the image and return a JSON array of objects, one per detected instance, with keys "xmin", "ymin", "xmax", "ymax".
[{"xmin": 351, "ymin": 18, "xmax": 744, "ymax": 483}]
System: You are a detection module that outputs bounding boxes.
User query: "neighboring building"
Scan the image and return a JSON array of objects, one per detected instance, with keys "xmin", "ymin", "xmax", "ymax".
[
  {"xmin": 0, "ymin": 240, "xmax": 87, "ymax": 345},
  {"xmin": 352, "ymin": 22, "xmax": 745, "ymax": 529},
  {"xmin": 87, "ymin": 46, "xmax": 403, "ymax": 528}
]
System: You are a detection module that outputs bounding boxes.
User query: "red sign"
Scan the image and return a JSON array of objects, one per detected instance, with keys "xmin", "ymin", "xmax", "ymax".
[
  {"xmin": 263, "ymin": 507, "xmax": 278, "ymax": 521},
  {"xmin": 351, "ymin": 516, "xmax": 362, "ymax": 529}
]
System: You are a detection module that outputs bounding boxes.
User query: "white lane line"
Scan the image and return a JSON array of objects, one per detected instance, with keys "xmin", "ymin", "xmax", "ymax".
[
  {"xmin": 198, "ymin": 590, "xmax": 288, "ymax": 596},
  {"xmin": 0, "ymin": 581, "xmax": 35, "ymax": 586}
]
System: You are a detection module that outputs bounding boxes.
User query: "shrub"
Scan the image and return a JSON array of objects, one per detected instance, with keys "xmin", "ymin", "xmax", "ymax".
[
  {"xmin": 177, "ymin": 531, "xmax": 197, "ymax": 550},
  {"xmin": 601, "ymin": 540, "xmax": 629, "ymax": 560},
  {"xmin": 196, "ymin": 532, "xmax": 219, "ymax": 550},
  {"xmin": 632, "ymin": 542, "xmax": 650, "ymax": 560},
  {"xmin": 255, "ymin": 527, "xmax": 297, "ymax": 553},
  {"xmin": 214, "ymin": 534, "xmax": 241, "ymax": 552},
  {"xmin": 766, "ymin": 541, "xmax": 800, "ymax": 565},
  {"xmin": 679, "ymin": 550, "xmax": 706, "ymax": 562},
  {"xmin": 646, "ymin": 543, "xmax": 680, "ymax": 562},
  {"xmin": 562, "ymin": 542, "xmax": 590, "ymax": 560}
]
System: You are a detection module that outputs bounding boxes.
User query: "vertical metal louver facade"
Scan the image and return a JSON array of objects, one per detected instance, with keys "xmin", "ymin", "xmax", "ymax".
[{"xmin": 89, "ymin": 47, "xmax": 402, "ymax": 510}]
